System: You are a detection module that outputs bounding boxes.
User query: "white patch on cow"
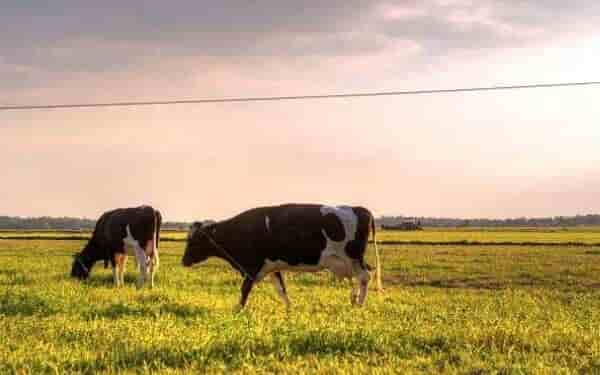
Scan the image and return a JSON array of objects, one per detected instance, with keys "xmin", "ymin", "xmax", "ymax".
[
  {"xmin": 123, "ymin": 225, "xmax": 139, "ymax": 253},
  {"xmin": 265, "ymin": 215, "xmax": 270, "ymax": 232},
  {"xmin": 317, "ymin": 205, "xmax": 358, "ymax": 279},
  {"xmin": 320, "ymin": 206, "xmax": 358, "ymax": 244},
  {"xmin": 123, "ymin": 224, "xmax": 149, "ymax": 289}
]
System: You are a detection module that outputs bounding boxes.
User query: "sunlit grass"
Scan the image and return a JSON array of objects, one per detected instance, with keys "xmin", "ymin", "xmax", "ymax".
[
  {"xmin": 1, "ymin": 237, "xmax": 599, "ymax": 373},
  {"xmin": 3, "ymin": 227, "xmax": 600, "ymax": 244}
]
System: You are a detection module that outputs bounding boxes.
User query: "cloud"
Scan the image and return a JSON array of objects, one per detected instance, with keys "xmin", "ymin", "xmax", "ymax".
[
  {"xmin": 3, "ymin": 1, "xmax": 599, "ymax": 69},
  {"xmin": 377, "ymin": 0, "xmax": 600, "ymax": 56},
  {"xmin": 2, "ymin": 1, "xmax": 600, "ymax": 101}
]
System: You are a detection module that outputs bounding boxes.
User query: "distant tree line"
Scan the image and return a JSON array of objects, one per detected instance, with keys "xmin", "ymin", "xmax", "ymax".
[
  {"xmin": 0, "ymin": 216, "xmax": 190, "ymax": 231},
  {"xmin": 377, "ymin": 214, "xmax": 600, "ymax": 228},
  {"xmin": 2, "ymin": 214, "xmax": 600, "ymax": 230}
]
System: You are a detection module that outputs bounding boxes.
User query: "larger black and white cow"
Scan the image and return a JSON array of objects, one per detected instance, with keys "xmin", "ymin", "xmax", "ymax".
[
  {"xmin": 71, "ymin": 205, "xmax": 162, "ymax": 288},
  {"xmin": 182, "ymin": 204, "xmax": 381, "ymax": 310}
]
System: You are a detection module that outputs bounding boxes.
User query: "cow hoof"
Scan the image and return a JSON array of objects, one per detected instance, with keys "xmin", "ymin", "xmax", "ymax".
[{"xmin": 233, "ymin": 304, "xmax": 244, "ymax": 313}]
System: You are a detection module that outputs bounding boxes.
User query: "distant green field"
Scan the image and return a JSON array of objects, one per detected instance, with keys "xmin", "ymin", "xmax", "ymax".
[
  {"xmin": 376, "ymin": 227, "xmax": 600, "ymax": 245},
  {"xmin": 1, "ymin": 234, "xmax": 599, "ymax": 373},
  {"xmin": 2, "ymin": 227, "xmax": 600, "ymax": 245}
]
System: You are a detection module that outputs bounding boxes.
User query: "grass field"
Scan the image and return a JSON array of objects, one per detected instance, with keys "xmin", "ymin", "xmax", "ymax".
[
  {"xmin": 1, "ymin": 231, "xmax": 600, "ymax": 373},
  {"xmin": 3, "ymin": 227, "xmax": 600, "ymax": 244}
]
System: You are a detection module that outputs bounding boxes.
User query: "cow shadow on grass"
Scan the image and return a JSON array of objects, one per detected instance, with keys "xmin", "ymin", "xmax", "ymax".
[
  {"xmin": 0, "ymin": 291, "xmax": 59, "ymax": 317},
  {"xmin": 0, "ymin": 269, "xmax": 33, "ymax": 286},
  {"xmin": 383, "ymin": 273, "xmax": 505, "ymax": 290},
  {"xmin": 84, "ymin": 300, "xmax": 210, "ymax": 321},
  {"xmin": 193, "ymin": 273, "xmax": 347, "ymax": 291},
  {"xmin": 383, "ymin": 271, "xmax": 600, "ymax": 292},
  {"xmin": 64, "ymin": 331, "xmax": 378, "ymax": 373},
  {"xmin": 66, "ymin": 273, "xmax": 140, "ymax": 288}
]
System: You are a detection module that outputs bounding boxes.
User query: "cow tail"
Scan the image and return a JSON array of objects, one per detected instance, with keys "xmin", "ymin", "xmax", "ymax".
[
  {"xmin": 371, "ymin": 214, "xmax": 383, "ymax": 292},
  {"xmin": 154, "ymin": 210, "xmax": 161, "ymax": 267}
]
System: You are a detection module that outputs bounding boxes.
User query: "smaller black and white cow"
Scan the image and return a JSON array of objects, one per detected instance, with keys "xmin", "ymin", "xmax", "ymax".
[
  {"xmin": 182, "ymin": 204, "xmax": 382, "ymax": 311},
  {"xmin": 71, "ymin": 205, "xmax": 161, "ymax": 288}
]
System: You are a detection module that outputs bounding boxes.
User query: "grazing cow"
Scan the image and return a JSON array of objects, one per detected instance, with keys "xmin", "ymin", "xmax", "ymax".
[
  {"xmin": 71, "ymin": 205, "xmax": 162, "ymax": 288},
  {"xmin": 182, "ymin": 204, "xmax": 382, "ymax": 310}
]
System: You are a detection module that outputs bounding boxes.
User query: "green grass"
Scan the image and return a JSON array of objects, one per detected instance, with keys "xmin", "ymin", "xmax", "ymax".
[
  {"xmin": 3, "ymin": 226, "xmax": 600, "ymax": 245},
  {"xmin": 1, "ymin": 237, "xmax": 600, "ymax": 374},
  {"xmin": 376, "ymin": 227, "xmax": 600, "ymax": 245}
]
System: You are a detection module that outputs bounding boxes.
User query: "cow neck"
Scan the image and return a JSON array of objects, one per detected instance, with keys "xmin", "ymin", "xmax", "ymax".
[
  {"xmin": 80, "ymin": 242, "xmax": 104, "ymax": 265},
  {"xmin": 201, "ymin": 225, "xmax": 254, "ymax": 281}
]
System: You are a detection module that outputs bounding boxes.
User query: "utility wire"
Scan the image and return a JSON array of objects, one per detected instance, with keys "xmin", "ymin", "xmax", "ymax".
[{"xmin": 1, "ymin": 81, "xmax": 599, "ymax": 111}]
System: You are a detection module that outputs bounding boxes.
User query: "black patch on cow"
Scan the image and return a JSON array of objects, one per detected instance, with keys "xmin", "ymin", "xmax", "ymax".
[
  {"xmin": 321, "ymin": 213, "xmax": 345, "ymax": 242},
  {"xmin": 344, "ymin": 206, "xmax": 373, "ymax": 261}
]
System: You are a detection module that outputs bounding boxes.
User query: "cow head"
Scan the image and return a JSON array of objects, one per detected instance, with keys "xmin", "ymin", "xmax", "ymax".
[
  {"xmin": 182, "ymin": 222, "xmax": 216, "ymax": 267},
  {"xmin": 70, "ymin": 253, "xmax": 93, "ymax": 279}
]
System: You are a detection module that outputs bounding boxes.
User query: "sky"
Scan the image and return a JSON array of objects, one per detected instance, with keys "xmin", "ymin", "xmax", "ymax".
[{"xmin": 2, "ymin": 1, "xmax": 600, "ymax": 221}]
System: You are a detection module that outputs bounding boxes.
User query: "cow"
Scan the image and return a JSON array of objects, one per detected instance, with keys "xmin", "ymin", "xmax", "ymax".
[
  {"xmin": 181, "ymin": 204, "xmax": 382, "ymax": 311},
  {"xmin": 70, "ymin": 205, "xmax": 162, "ymax": 289}
]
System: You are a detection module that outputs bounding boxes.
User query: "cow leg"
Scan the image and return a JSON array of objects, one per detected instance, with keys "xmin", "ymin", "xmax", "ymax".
[
  {"xmin": 146, "ymin": 237, "xmax": 158, "ymax": 288},
  {"xmin": 148, "ymin": 255, "xmax": 157, "ymax": 288},
  {"xmin": 113, "ymin": 253, "xmax": 126, "ymax": 287},
  {"xmin": 353, "ymin": 261, "xmax": 371, "ymax": 306},
  {"xmin": 119, "ymin": 254, "xmax": 127, "ymax": 286},
  {"xmin": 153, "ymin": 245, "xmax": 159, "ymax": 271},
  {"xmin": 133, "ymin": 246, "xmax": 148, "ymax": 289},
  {"xmin": 271, "ymin": 272, "xmax": 291, "ymax": 311},
  {"xmin": 234, "ymin": 277, "xmax": 255, "ymax": 312}
]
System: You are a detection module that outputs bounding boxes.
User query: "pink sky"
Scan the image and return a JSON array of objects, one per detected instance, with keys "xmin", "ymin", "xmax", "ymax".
[{"xmin": 2, "ymin": 1, "xmax": 600, "ymax": 221}]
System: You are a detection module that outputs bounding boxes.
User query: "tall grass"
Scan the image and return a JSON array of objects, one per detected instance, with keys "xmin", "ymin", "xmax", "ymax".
[{"xmin": 1, "ymin": 238, "xmax": 599, "ymax": 373}]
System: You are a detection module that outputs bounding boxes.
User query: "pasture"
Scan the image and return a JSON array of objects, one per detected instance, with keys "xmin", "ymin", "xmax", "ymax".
[
  {"xmin": 1, "ymin": 230, "xmax": 600, "ymax": 373},
  {"xmin": 3, "ymin": 227, "xmax": 600, "ymax": 244}
]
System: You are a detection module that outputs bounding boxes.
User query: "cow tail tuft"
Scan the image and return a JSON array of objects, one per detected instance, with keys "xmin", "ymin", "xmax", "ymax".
[{"xmin": 371, "ymin": 214, "xmax": 383, "ymax": 292}]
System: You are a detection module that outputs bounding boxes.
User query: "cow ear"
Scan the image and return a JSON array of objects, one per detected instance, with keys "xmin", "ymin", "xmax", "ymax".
[{"xmin": 188, "ymin": 222, "xmax": 203, "ymax": 237}]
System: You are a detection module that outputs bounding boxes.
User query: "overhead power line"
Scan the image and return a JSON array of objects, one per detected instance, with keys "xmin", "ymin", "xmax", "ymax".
[{"xmin": 1, "ymin": 81, "xmax": 599, "ymax": 111}]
